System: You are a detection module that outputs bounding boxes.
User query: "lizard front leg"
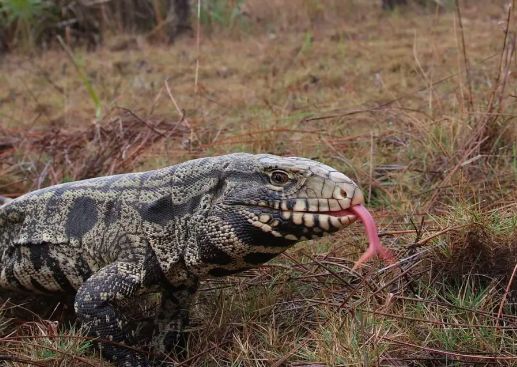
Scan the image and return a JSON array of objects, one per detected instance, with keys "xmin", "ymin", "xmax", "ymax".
[
  {"xmin": 75, "ymin": 261, "xmax": 151, "ymax": 367},
  {"xmin": 153, "ymin": 278, "xmax": 199, "ymax": 356}
]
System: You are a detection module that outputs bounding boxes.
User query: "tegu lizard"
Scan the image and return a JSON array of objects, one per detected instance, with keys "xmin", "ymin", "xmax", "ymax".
[{"xmin": 0, "ymin": 153, "xmax": 392, "ymax": 366}]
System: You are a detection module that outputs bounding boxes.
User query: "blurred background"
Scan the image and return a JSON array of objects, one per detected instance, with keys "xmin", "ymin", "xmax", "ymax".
[{"xmin": 0, "ymin": 1, "xmax": 516, "ymax": 366}]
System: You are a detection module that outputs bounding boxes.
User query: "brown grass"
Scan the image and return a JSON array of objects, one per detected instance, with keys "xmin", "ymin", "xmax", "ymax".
[{"xmin": 0, "ymin": 108, "xmax": 189, "ymax": 193}]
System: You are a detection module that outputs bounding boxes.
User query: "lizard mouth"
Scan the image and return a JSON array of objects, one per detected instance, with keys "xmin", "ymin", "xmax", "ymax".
[
  {"xmin": 242, "ymin": 197, "xmax": 396, "ymax": 268},
  {"xmin": 278, "ymin": 203, "xmax": 395, "ymax": 269},
  {"xmin": 278, "ymin": 207, "xmax": 357, "ymax": 232},
  {"xmin": 244, "ymin": 198, "xmax": 358, "ymax": 240}
]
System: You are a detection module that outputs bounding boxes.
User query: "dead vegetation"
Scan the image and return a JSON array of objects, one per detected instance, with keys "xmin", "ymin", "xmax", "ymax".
[
  {"xmin": 0, "ymin": 108, "xmax": 189, "ymax": 194},
  {"xmin": 0, "ymin": 0, "xmax": 516, "ymax": 366}
]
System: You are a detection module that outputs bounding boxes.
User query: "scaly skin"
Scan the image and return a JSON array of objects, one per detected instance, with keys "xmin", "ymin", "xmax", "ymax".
[{"xmin": 0, "ymin": 153, "xmax": 365, "ymax": 366}]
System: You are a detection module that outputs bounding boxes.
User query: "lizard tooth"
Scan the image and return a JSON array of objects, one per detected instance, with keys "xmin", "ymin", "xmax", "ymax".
[
  {"xmin": 328, "ymin": 199, "xmax": 341, "ymax": 211},
  {"xmin": 293, "ymin": 199, "xmax": 307, "ymax": 212},
  {"xmin": 299, "ymin": 236, "xmax": 308, "ymax": 241},
  {"xmin": 292, "ymin": 212, "xmax": 303, "ymax": 225},
  {"xmin": 303, "ymin": 213, "xmax": 315, "ymax": 227},
  {"xmin": 318, "ymin": 199, "xmax": 329, "ymax": 211},
  {"xmin": 329, "ymin": 216, "xmax": 342, "ymax": 228},
  {"xmin": 270, "ymin": 219, "xmax": 280, "ymax": 227},
  {"xmin": 261, "ymin": 224, "xmax": 272, "ymax": 232},
  {"xmin": 259, "ymin": 214, "xmax": 270, "ymax": 223},
  {"xmin": 271, "ymin": 230, "xmax": 283, "ymax": 237},
  {"xmin": 285, "ymin": 234, "xmax": 298, "ymax": 241},
  {"xmin": 339, "ymin": 216, "xmax": 351, "ymax": 225},
  {"xmin": 319, "ymin": 215, "xmax": 330, "ymax": 231}
]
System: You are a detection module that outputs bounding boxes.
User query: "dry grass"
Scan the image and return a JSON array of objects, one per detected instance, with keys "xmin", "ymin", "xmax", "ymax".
[
  {"xmin": 0, "ymin": 108, "xmax": 190, "ymax": 194},
  {"xmin": 0, "ymin": 0, "xmax": 516, "ymax": 365}
]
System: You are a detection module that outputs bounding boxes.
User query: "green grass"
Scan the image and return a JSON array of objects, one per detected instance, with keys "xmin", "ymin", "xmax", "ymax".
[
  {"xmin": 57, "ymin": 36, "xmax": 102, "ymax": 119},
  {"xmin": 199, "ymin": 0, "xmax": 247, "ymax": 31},
  {"xmin": 0, "ymin": 0, "xmax": 51, "ymax": 49}
]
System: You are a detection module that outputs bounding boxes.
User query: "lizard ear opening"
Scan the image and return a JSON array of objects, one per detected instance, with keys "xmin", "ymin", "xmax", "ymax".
[{"xmin": 209, "ymin": 169, "xmax": 232, "ymax": 206}]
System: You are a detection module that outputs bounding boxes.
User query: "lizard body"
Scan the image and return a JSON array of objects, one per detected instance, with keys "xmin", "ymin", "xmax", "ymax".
[{"xmin": 0, "ymin": 153, "xmax": 370, "ymax": 366}]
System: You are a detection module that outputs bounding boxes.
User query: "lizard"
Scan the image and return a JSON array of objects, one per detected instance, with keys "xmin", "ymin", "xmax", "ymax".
[{"xmin": 0, "ymin": 153, "xmax": 392, "ymax": 366}]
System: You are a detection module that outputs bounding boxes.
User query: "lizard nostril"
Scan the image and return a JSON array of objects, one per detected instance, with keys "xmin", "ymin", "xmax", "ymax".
[{"xmin": 333, "ymin": 186, "xmax": 349, "ymax": 200}]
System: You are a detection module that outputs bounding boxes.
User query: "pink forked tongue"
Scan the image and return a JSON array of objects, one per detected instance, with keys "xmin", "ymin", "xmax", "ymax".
[{"xmin": 348, "ymin": 204, "xmax": 396, "ymax": 270}]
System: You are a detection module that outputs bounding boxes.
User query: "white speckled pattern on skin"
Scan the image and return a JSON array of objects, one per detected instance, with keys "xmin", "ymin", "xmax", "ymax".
[{"xmin": 0, "ymin": 153, "xmax": 376, "ymax": 367}]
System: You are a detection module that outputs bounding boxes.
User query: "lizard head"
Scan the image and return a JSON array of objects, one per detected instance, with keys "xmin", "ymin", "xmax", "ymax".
[
  {"xmin": 225, "ymin": 155, "xmax": 364, "ymax": 242},
  {"xmin": 148, "ymin": 154, "xmax": 393, "ymax": 277},
  {"xmin": 184, "ymin": 153, "xmax": 395, "ymax": 276},
  {"xmin": 215, "ymin": 154, "xmax": 364, "ymax": 243}
]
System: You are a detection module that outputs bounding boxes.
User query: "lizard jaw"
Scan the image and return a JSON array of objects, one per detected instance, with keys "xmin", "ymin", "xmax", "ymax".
[
  {"xmin": 245, "ymin": 198, "xmax": 359, "ymax": 241},
  {"xmin": 245, "ymin": 195, "xmax": 395, "ymax": 269},
  {"xmin": 278, "ymin": 209, "xmax": 357, "ymax": 234}
]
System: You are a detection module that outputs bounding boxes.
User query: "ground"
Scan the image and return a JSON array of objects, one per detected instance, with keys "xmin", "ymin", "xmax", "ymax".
[{"xmin": 0, "ymin": 0, "xmax": 516, "ymax": 366}]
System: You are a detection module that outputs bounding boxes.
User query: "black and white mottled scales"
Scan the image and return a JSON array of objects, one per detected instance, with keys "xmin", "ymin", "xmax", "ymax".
[{"xmin": 0, "ymin": 153, "xmax": 364, "ymax": 366}]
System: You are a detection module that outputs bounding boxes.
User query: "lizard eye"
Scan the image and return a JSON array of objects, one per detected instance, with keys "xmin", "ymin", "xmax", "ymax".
[{"xmin": 270, "ymin": 170, "xmax": 290, "ymax": 186}]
